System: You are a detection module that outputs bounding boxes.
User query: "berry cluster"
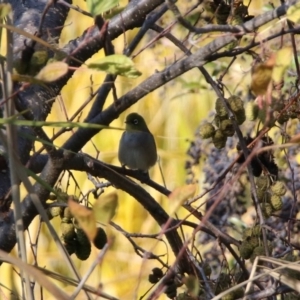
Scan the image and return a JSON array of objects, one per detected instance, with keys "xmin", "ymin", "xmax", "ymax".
[
  {"xmin": 199, "ymin": 96, "xmax": 246, "ymax": 149},
  {"xmin": 239, "ymin": 225, "xmax": 273, "ymax": 261},
  {"xmin": 255, "ymin": 176, "xmax": 286, "ymax": 218},
  {"xmin": 236, "ymin": 136, "xmax": 278, "ymax": 178},
  {"xmin": 47, "ymin": 196, "xmax": 107, "ymax": 261},
  {"xmin": 148, "ymin": 268, "xmax": 177, "ymax": 299}
]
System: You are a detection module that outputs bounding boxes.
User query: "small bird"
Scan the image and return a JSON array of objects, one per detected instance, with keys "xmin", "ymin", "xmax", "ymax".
[{"xmin": 118, "ymin": 113, "xmax": 157, "ymax": 172}]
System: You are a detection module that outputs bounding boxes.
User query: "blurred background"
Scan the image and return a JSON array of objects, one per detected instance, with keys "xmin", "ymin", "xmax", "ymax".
[{"xmin": 2, "ymin": 0, "xmax": 294, "ymax": 299}]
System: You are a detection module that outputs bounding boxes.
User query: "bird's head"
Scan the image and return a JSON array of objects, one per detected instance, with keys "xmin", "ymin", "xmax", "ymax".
[{"xmin": 124, "ymin": 113, "xmax": 150, "ymax": 132}]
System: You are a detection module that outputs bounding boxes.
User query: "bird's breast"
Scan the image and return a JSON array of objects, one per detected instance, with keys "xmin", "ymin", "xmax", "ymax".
[{"xmin": 118, "ymin": 131, "xmax": 157, "ymax": 171}]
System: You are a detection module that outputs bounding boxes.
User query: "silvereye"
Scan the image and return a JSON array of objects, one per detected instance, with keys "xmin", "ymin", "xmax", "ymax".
[{"xmin": 118, "ymin": 113, "xmax": 157, "ymax": 171}]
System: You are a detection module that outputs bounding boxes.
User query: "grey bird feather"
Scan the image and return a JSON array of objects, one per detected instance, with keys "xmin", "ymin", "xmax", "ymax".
[{"xmin": 118, "ymin": 113, "xmax": 157, "ymax": 171}]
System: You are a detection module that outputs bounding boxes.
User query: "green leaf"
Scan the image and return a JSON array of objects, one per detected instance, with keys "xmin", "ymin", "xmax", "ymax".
[
  {"xmin": 86, "ymin": 0, "xmax": 119, "ymax": 17},
  {"xmin": 287, "ymin": 2, "xmax": 300, "ymax": 23},
  {"xmin": 68, "ymin": 199, "xmax": 97, "ymax": 242},
  {"xmin": 93, "ymin": 192, "xmax": 118, "ymax": 225},
  {"xmin": 88, "ymin": 54, "xmax": 142, "ymax": 78},
  {"xmin": 35, "ymin": 62, "xmax": 68, "ymax": 83}
]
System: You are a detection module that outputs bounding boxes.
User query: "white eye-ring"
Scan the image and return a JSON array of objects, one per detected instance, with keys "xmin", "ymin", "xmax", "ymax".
[{"xmin": 133, "ymin": 119, "xmax": 139, "ymax": 125}]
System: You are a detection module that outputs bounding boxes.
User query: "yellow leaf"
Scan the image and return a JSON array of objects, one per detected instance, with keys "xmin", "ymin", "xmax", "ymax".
[
  {"xmin": 0, "ymin": 4, "xmax": 11, "ymax": 18},
  {"xmin": 183, "ymin": 275, "xmax": 200, "ymax": 297},
  {"xmin": 168, "ymin": 185, "xmax": 197, "ymax": 214},
  {"xmin": 272, "ymin": 47, "xmax": 293, "ymax": 83},
  {"xmin": 36, "ymin": 62, "xmax": 68, "ymax": 82},
  {"xmin": 68, "ymin": 199, "xmax": 97, "ymax": 241},
  {"xmin": 287, "ymin": 2, "xmax": 300, "ymax": 23},
  {"xmin": 169, "ymin": 184, "xmax": 197, "ymax": 204},
  {"xmin": 250, "ymin": 55, "xmax": 275, "ymax": 96},
  {"xmin": 93, "ymin": 192, "xmax": 118, "ymax": 225}
]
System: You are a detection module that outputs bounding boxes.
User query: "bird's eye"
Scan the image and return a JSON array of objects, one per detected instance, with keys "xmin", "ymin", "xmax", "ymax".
[{"xmin": 133, "ymin": 119, "xmax": 139, "ymax": 125}]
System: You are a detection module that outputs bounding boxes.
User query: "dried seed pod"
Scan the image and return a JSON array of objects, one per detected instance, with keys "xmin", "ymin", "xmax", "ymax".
[
  {"xmin": 244, "ymin": 225, "xmax": 262, "ymax": 238},
  {"xmin": 220, "ymin": 119, "xmax": 235, "ymax": 137},
  {"xmin": 148, "ymin": 274, "xmax": 159, "ymax": 284},
  {"xmin": 165, "ymin": 282, "xmax": 177, "ymax": 298},
  {"xmin": 75, "ymin": 242, "xmax": 91, "ymax": 261},
  {"xmin": 250, "ymin": 245, "xmax": 265, "ymax": 262},
  {"xmin": 215, "ymin": 2, "xmax": 230, "ymax": 24},
  {"xmin": 270, "ymin": 181, "xmax": 287, "ymax": 196},
  {"xmin": 251, "ymin": 225, "xmax": 262, "ymax": 237},
  {"xmin": 93, "ymin": 227, "xmax": 107, "ymax": 250},
  {"xmin": 239, "ymin": 241, "xmax": 254, "ymax": 259},
  {"xmin": 48, "ymin": 206, "xmax": 62, "ymax": 218},
  {"xmin": 228, "ymin": 95, "xmax": 244, "ymax": 112},
  {"xmin": 152, "ymin": 268, "xmax": 163, "ymax": 279},
  {"xmin": 256, "ymin": 188, "xmax": 266, "ymax": 202},
  {"xmin": 256, "ymin": 176, "xmax": 270, "ymax": 191},
  {"xmin": 270, "ymin": 194, "xmax": 283, "ymax": 211},
  {"xmin": 61, "ymin": 222, "xmax": 76, "ymax": 240},
  {"xmin": 243, "ymin": 228, "xmax": 253, "ymax": 239},
  {"xmin": 199, "ymin": 122, "xmax": 216, "ymax": 139},
  {"xmin": 234, "ymin": 109, "xmax": 246, "ymax": 125},
  {"xmin": 75, "ymin": 229, "xmax": 91, "ymax": 261},
  {"xmin": 215, "ymin": 98, "xmax": 228, "ymax": 117},
  {"xmin": 213, "ymin": 114, "xmax": 229, "ymax": 127},
  {"xmin": 76, "ymin": 229, "xmax": 90, "ymax": 245},
  {"xmin": 212, "ymin": 129, "xmax": 227, "ymax": 149},
  {"xmin": 249, "ymin": 237, "xmax": 260, "ymax": 248},
  {"xmin": 61, "ymin": 235, "xmax": 77, "ymax": 255},
  {"xmin": 261, "ymin": 202, "xmax": 273, "ymax": 218}
]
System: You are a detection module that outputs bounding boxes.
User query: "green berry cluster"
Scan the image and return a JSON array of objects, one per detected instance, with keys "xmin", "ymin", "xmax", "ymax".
[
  {"xmin": 60, "ymin": 212, "xmax": 107, "ymax": 260},
  {"xmin": 199, "ymin": 96, "xmax": 245, "ymax": 149},
  {"xmin": 239, "ymin": 225, "xmax": 273, "ymax": 261},
  {"xmin": 216, "ymin": 96, "xmax": 246, "ymax": 125},
  {"xmin": 255, "ymin": 176, "xmax": 286, "ymax": 217},
  {"xmin": 47, "ymin": 195, "xmax": 107, "ymax": 261}
]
